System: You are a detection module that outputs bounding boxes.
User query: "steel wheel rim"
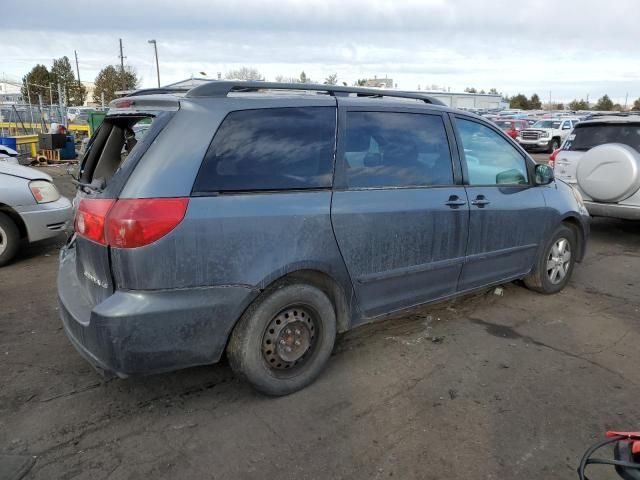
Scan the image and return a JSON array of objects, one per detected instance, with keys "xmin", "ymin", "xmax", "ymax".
[
  {"xmin": 0, "ymin": 225, "xmax": 6, "ymax": 256},
  {"xmin": 262, "ymin": 306, "xmax": 318, "ymax": 371},
  {"xmin": 546, "ymin": 237, "xmax": 571, "ymax": 284}
]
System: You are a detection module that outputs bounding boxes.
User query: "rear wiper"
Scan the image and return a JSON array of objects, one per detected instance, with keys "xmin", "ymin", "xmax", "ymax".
[{"xmin": 71, "ymin": 179, "xmax": 104, "ymax": 194}]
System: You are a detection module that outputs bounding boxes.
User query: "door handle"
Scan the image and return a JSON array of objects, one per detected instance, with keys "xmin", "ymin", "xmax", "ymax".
[
  {"xmin": 445, "ymin": 195, "xmax": 467, "ymax": 208},
  {"xmin": 471, "ymin": 195, "xmax": 490, "ymax": 207}
]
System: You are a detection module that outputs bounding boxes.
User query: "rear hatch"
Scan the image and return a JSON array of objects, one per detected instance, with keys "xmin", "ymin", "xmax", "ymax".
[
  {"xmin": 554, "ymin": 121, "xmax": 640, "ymax": 187},
  {"xmin": 65, "ymin": 97, "xmax": 178, "ymax": 309}
]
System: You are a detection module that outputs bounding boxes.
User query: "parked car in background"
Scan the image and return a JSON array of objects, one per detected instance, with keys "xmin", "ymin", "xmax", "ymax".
[
  {"xmin": 0, "ymin": 144, "xmax": 19, "ymax": 164},
  {"xmin": 517, "ymin": 118, "xmax": 580, "ymax": 153},
  {"xmin": 71, "ymin": 112, "xmax": 89, "ymax": 124},
  {"xmin": 493, "ymin": 119, "xmax": 529, "ymax": 139},
  {"xmin": 67, "ymin": 107, "xmax": 92, "ymax": 122},
  {"xmin": 58, "ymin": 82, "xmax": 589, "ymax": 396},
  {"xmin": 0, "ymin": 163, "xmax": 72, "ymax": 266},
  {"xmin": 553, "ymin": 114, "xmax": 640, "ymax": 219}
]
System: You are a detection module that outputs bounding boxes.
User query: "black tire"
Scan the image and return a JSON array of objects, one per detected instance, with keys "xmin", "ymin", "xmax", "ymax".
[
  {"xmin": 524, "ymin": 224, "xmax": 577, "ymax": 294},
  {"xmin": 548, "ymin": 138, "xmax": 560, "ymax": 154},
  {"xmin": 0, "ymin": 212, "xmax": 20, "ymax": 267},
  {"xmin": 227, "ymin": 281, "xmax": 337, "ymax": 396}
]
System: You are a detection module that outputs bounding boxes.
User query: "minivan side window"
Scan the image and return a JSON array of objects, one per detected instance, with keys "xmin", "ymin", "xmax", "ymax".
[
  {"xmin": 342, "ymin": 112, "xmax": 453, "ymax": 189},
  {"xmin": 193, "ymin": 107, "xmax": 336, "ymax": 193},
  {"xmin": 456, "ymin": 118, "xmax": 529, "ymax": 186}
]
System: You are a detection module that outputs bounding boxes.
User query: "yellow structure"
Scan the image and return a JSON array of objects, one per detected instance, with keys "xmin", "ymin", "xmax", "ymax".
[{"xmin": 1, "ymin": 122, "xmax": 89, "ymax": 159}]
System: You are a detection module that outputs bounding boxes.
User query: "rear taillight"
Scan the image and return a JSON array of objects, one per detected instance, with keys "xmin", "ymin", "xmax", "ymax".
[
  {"xmin": 75, "ymin": 199, "xmax": 115, "ymax": 245},
  {"xmin": 548, "ymin": 148, "xmax": 561, "ymax": 169},
  {"xmin": 75, "ymin": 198, "xmax": 189, "ymax": 248}
]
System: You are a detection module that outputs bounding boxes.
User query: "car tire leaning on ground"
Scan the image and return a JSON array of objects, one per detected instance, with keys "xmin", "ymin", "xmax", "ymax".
[
  {"xmin": 548, "ymin": 138, "xmax": 560, "ymax": 154},
  {"xmin": 0, "ymin": 212, "xmax": 20, "ymax": 267},
  {"xmin": 524, "ymin": 224, "xmax": 577, "ymax": 294},
  {"xmin": 227, "ymin": 280, "xmax": 337, "ymax": 396}
]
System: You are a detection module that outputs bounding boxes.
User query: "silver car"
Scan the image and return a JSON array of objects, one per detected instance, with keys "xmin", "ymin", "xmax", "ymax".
[
  {"xmin": 0, "ymin": 163, "xmax": 72, "ymax": 266},
  {"xmin": 553, "ymin": 114, "xmax": 640, "ymax": 220}
]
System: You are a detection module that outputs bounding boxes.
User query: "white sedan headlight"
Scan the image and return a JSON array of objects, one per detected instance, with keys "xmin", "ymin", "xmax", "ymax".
[{"xmin": 29, "ymin": 180, "xmax": 60, "ymax": 204}]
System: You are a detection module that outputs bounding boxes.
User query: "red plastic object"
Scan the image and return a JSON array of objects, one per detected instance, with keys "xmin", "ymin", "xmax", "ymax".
[
  {"xmin": 606, "ymin": 431, "xmax": 640, "ymax": 439},
  {"xmin": 106, "ymin": 198, "xmax": 189, "ymax": 248}
]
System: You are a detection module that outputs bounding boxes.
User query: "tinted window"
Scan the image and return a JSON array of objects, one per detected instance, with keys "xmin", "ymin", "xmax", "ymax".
[
  {"xmin": 457, "ymin": 118, "xmax": 529, "ymax": 185},
  {"xmin": 194, "ymin": 107, "xmax": 336, "ymax": 192},
  {"xmin": 565, "ymin": 123, "xmax": 640, "ymax": 152},
  {"xmin": 342, "ymin": 112, "xmax": 453, "ymax": 188}
]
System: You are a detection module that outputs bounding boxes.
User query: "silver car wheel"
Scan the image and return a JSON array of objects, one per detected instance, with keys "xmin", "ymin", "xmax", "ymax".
[
  {"xmin": 0, "ymin": 225, "xmax": 7, "ymax": 256},
  {"xmin": 546, "ymin": 237, "xmax": 571, "ymax": 284}
]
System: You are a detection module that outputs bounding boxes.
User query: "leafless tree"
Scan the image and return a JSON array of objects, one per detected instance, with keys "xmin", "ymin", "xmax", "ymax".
[{"xmin": 224, "ymin": 67, "xmax": 264, "ymax": 81}]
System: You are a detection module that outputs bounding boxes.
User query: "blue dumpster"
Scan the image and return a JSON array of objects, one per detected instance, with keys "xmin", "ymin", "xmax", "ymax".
[
  {"xmin": 0, "ymin": 137, "xmax": 17, "ymax": 152},
  {"xmin": 60, "ymin": 135, "xmax": 76, "ymax": 160}
]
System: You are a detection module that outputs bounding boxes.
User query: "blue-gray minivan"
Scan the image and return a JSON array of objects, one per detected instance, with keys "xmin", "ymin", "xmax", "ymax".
[{"xmin": 58, "ymin": 82, "xmax": 590, "ymax": 395}]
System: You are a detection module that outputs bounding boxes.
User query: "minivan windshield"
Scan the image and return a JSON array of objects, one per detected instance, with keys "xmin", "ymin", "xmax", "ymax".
[
  {"xmin": 532, "ymin": 120, "xmax": 561, "ymax": 129},
  {"xmin": 565, "ymin": 123, "xmax": 640, "ymax": 151}
]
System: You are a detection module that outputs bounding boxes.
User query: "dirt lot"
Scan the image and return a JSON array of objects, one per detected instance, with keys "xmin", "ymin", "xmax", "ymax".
[{"xmin": 1, "ymin": 165, "xmax": 639, "ymax": 480}]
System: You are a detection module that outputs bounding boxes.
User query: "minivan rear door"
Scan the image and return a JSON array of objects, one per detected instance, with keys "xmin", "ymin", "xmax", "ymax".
[
  {"xmin": 67, "ymin": 108, "xmax": 174, "ymax": 309},
  {"xmin": 331, "ymin": 104, "xmax": 468, "ymax": 318}
]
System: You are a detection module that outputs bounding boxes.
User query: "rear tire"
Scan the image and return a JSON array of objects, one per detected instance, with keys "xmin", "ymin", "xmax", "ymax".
[
  {"xmin": 524, "ymin": 224, "xmax": 576, "ymax": 294},
  {"xmin": 0, "ymin": 212, "xmax": 20, "ymax": 267},
  {"xmin": 227, "ymin": 281, "xmax": 337, "ymax": 396}
]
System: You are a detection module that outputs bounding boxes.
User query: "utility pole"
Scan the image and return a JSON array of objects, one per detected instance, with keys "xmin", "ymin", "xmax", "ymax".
[
  {"xmin": 25, "ymin": 82, "xmax": 36, "ymax": 133},
  {"xmin": 148, "ymin": 39, "xmax": 160, "ymax": 87},
  {"xmin": 549, "ymin": 90, "xmax": 552, "ymax": 111},
  {"xmin": 38, "ymin": 94, "xmax": 46, "ymax": 132},
  {"xmin": 74, "ymin": 50, "xmax": 82, "ymax": 105},
  {"xmin": 58, "ymin": 83, "xmax": 67, "ymax": 127},
  {"xmin": 624, "ymin": 92, "xmax": 628, "ymax": 110},
  {"xmin": 118, "ymin": 38, "xmax": 126, "ymax": 91}
]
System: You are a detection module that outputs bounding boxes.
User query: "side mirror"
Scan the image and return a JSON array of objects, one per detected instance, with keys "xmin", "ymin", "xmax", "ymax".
[
  {"xmin": 535, "ymin": 163, "xmax": 554, "ymax": 185},
  {"xmin": 563, "ymin": 125, "xmax": 571, "ymax": 130}
]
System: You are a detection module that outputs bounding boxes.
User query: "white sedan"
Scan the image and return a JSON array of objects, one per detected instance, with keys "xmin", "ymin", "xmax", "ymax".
[{"xmin": 0, "ymin": 163, "xmax": 72, "ymax": 266}]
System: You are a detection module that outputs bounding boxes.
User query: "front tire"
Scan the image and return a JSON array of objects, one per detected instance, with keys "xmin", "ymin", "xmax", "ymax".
[
  {"xmin": 548, "ymin": 138, "xmax": 560, "ymax": 154},
  {"xmin": 227, "ymin": 281, "xmax": 337, "ymax": 396},
  {"xmin": 0, "ymin": 212, "xmax": 20, "ymax": 267},
  {"xmin": 524, "ymin": 224, "xmax": 576, "ymax": 294}
]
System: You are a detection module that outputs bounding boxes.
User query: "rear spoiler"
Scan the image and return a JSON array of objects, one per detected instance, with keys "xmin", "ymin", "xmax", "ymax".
[{"xmin": 107, "ymin": 95, "xmax": 181, "ymax": 114}]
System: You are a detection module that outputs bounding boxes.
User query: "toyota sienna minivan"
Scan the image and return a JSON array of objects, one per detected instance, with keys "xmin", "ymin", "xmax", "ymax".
[{"xmin": 58, "ymin": 81, "xmax": 590, "ymax": 395}]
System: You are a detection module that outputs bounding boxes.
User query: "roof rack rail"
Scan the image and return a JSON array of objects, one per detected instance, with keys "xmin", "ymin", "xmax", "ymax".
[
  {"xmin": 185, "ymin": 80, "xmax": 446, "ymax": 106},
  {"xmin": 126, "ymin": 87, "xmax": 190, "ymax": 97}
]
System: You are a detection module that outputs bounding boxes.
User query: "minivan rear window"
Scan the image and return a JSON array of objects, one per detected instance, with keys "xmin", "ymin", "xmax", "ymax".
[
  {"xmin": 80, "ymin": 116, "xmax": 154, "ymax": 187},
  {"xmin": 193, "ymin": 107, "xmax": 336, "ymax": 193},
  {"xmin": 565, "ymin": 123, "xmax": 640, "ymax": 152}
]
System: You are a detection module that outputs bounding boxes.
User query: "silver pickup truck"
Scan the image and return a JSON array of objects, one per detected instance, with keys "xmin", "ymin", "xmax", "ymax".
[{"xmin": 517, "ymin": 118, "xmax": 580, "ymax": 153}]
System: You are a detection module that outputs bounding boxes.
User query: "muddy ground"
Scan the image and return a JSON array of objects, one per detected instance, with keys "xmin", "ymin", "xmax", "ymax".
[{"xmin": 1, "ymin": 165, "xmax": 639, "ymax": 479}]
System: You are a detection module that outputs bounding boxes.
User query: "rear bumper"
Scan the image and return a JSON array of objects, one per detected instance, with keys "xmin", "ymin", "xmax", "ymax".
[
  {"xmin": 58, "ymin": 246, "xmax": 256, "ymax": 377},
  {"xmin": 517, "ymin": 139, "xmax": 552, "ymax": 150},
  {"xmin": 584, "ymin": 201, "xmax": 640, "ymax": 220},
  {"xmin": 16, "ymin": 196, "xmax": 72, "ymax": 242}
]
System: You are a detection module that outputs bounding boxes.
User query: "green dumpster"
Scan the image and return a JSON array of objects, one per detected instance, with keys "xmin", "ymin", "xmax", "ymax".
[{"xmin": 88, "ymin": 111, "xmax": 107, "ymax": 136}]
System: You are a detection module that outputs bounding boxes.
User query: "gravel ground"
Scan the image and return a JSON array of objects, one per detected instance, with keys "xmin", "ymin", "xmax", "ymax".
[{"xmin": 1, "ymin": 165, "xmax": 639, "ymax": 480}]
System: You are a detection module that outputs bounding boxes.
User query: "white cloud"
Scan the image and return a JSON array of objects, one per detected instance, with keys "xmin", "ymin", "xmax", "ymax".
[{"xmin": 3, "ymin": 0, "xmax": 640, "ymax": 103}]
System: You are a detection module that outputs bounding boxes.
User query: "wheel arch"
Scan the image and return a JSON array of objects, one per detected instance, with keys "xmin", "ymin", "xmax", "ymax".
[
  {"xmin": 561, "ymin": 215, "xmax": 586, "ymax": 262},
  {"xmin": 0, "ymin": 203, "xmax": 27, "ymax": 238}
]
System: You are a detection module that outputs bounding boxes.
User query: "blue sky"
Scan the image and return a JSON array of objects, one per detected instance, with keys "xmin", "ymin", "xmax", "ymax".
[{"xmin": 4, "ymin": 0, "xmax": 640, "ymax": 103}]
